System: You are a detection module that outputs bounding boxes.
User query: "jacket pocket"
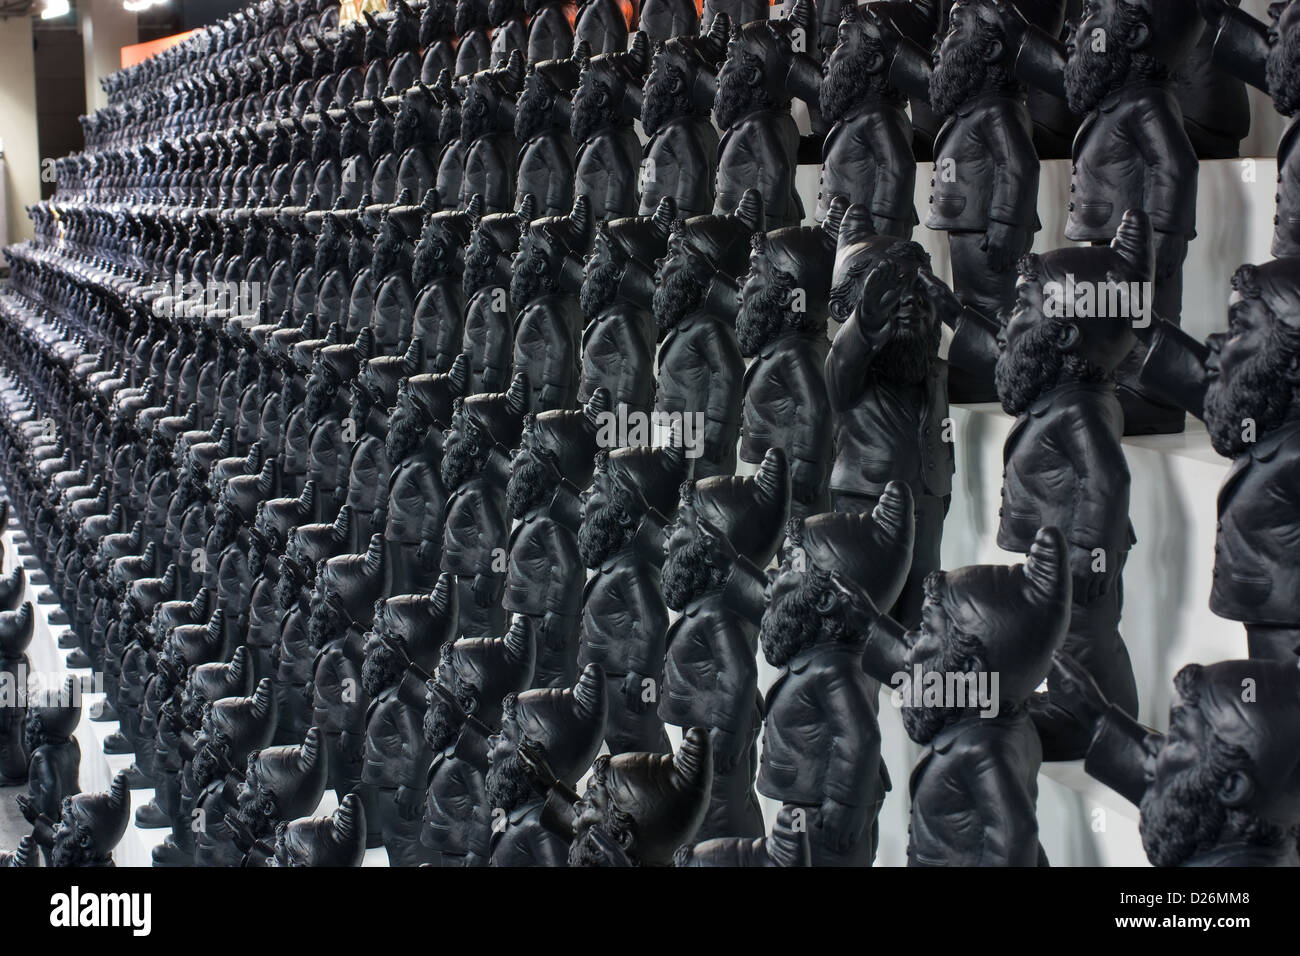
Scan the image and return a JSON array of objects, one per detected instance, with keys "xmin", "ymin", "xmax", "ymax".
[
  {"xmin": 1074, "ymin": 200, "xmax": 1114, "ymax": 229},
  {"xmin": 930, "ymin": 196, "xmax": 966, "ymax": 218},
  {"xmin": 1229, "ymin": 570, "xmax": 1273, "ymax": 607}
]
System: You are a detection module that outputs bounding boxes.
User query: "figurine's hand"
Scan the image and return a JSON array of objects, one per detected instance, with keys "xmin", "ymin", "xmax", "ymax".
[
  {"xmin": 471, "ymin": 572, "xmax": 499, "ymax": 609},
  {"xmin": 982, "ymin": 221, "xmax": 1025, "ymax": 273},
  {"xmin": 1153, "ymin": 231, "xmax": 1188, "ymax": 281},
  {"xmin": 417, "ymin": 539, "xmax": 439, "ymax": 571},
  {"xmin": 16, "ymin": 794, "xmax": 38, "ymax": 825},
  {"xmin": 918, "ymin": 270, "xmax": 965, "ymax": 329},
  {"xmin": 338, "ymin": 730, "xmax": 364, "ymax": 765},
  {"xmin": 1070, "ymin": 544, "xmax": 1116, "ymax": 603},
  {"xmin": 370, "ymin": 507, "xmax": 386, "ymax": 532},
  {"xmin": 395, "ymin": 784, "xmax": 422, "ymax": 821},
  {"xmin": 1050, "ymin": 650, "xmax": 1110, "ymax": 728},
  {"xmin": 789, "ymin": 458, "xmax": 823, "ymax": 506},
  {"xmin": 517, "ymin": 736, "xmax": 559, "ymax": 792},
  {"xmin": 858, "ymin": 260, "xmax": 903, "ymax": 334},
  {"xmin": 709, "ymin": 727, "xmax": 741, "ymax": 774},
  {"xmin": 871, "ymin": 215, "xmax": 907, "ymax": 239},
  {"xmin": 620, "ymin": 671, "xmax": 651, "ymax": 713},
  {"xmin": 818, "ymin": 796, "xmax": 869, "ymax": 853}
]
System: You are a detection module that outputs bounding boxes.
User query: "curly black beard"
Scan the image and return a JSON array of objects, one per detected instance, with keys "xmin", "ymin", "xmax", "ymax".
[
  {"xmin": 507, "ymin": 451, "xmax": 555, "ymax": 518},
  {"xmin": 459, "ymin": 86, "xmax": 496, "ymax": 144},
  {"xmin": 877, "ymin": 324, "xmax": 939, "ymax": 387},
  {"xmin": 571, "ymin": 83, "xmax": 619, "ymax": 143},
  {"xmin": 422, "ymin": 0, "xmax": 453, "ymax": 45},
  {"xmin": 191, "ymin": 740, "xmax": 227, "ymax": 790},
  {"xmin": 386, "ymin": 408, "xmax": 428, "ymax": 463},
  {"xmin": 462, "ymin": 234, "xmax": 499, "ymax": 297},
  {"xmin": 580, "ymin": 255, "xmax": 625, "ymax": 318},
  {"xmin": 455, "ymin": 0, "xmax": 485, "ymax": 36},
  {"xmin": 349, "ymin": 238, "xmax": 372, "ymax": 277},
  {"xmin": 341, "ymin": 120, "xmax": 367, "ymax": 159},
  {"xmin": 899, "ymin": 626, "xmax": 988, "ymax": 745},
  {"xmin": 1064, "ymin": 24, "xmax": 1136, "ymax": 114},
  {"xmin": 641, "ymin": 67, "xmax": 693, "ymax": 137},
  {"xmin": 235, "ymin": 786, "xmax": 279, "ymax": 837},
  {"xmin": 249, "ymin": 538, "xmax": 269, "ymax": 579},
  {"xmin": 414, "ymin": 233, "xmax": 451, "ymax": 289},
  {"xmin": 422, "ymin": 693, "xmax": 464, "ymax": 751},
  {"xmin": 1267, "ymin": 22, "xmax": 1300, "ymax": 117},
  {"xmin": 51, "ymin": 825, "xmax": 97, "ymax": 867},
  {"xmin": 146, "ymin": 440, "xmax": 171, "ymax": 476},
  {"xmin": 312, "ymin": 128, "xmax": 337, "ymax": 166},
  {"xmin": 578, "ymin": 497, "xmax": 635, "ymax": 568},
  {"xmin": 821, "ymin": 42, "xmax": 892, "ymax": 123},
  {"xmin": 714, "ymin": 55, "xmax": 768, "ymax": 131},
  {"xmin": 1204, "ymin": 335, "xmax": 1297, "ymax": 458},
  {"xmin": 736, "ymin": 277, "xmax": 795, "ymax": 357},
  {"xmin": 304, "ymin": 378, "xmax": 335, "ymax": 423},
  {"xmin": 439, "ymin": 104, "xmax": 462, "ymax": 143},
  {"xmin": 568, "ymin": 807, "xmax": 639, "ymax": 867},
  {"xmin": 368, "ymin": 121, "xmax": 394, "ymax": 161},
  {"xmin": 181, "ymin": 690, "xmax": 208, "ymax": 729},
  {"xmin": 510, "ymin": 241, "xmax": 557, "ymax": 307},
  {"xmin": 1138, "ymin": 724, "xmax": 1290, "ymax": 867},
  {"xmin": 373, "ymin": 232, "xmax": 404, "ymax": 280},
  {"xmin": 930, "ymin": 30, "xmax": 997, "ymax": 118},
  {"xmin": 661, "ymin": 536, "xmax": 726, "ymax": 611},
  {"xmin": 441, "ymin": 431, "xmax": 486, "ymax": 490},
  {"xmin": 276, "ymin": 567, "xmax": 304, "ymax": 612},
  {"xmin": 315, "ymin": 229, "xmax": 345, "ymax": 276},
  {"xmin": 653, "ymin": 265, "xmax": 707, "ymax": 332},
  {"xmin": 759, "ymin": 573, "xmax": 849, "ymax": 668},
  {"xmin": 994, "ymin": 317, "xmax": 1105, "ymax": 417},
  {"xmin": 515, "ymin": 80, "xmax": 555, "ymax": 143},
  {"xmin": 210, "ymin": 504, "xmax": 240, "ymax": 553},
  {"xmin": 484, "ymin": 746, "xmax": 535, "ymax": 813},
  {"xmin": 307, "ymin": 592, "xmax": 349, "ymax": 650},
  {"xmin": 361, "ymin": 639, "xmax": 406, "ymax": 698}
]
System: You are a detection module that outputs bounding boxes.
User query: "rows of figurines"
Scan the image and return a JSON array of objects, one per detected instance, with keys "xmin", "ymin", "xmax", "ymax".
[{"xmin": 0, "ymin": 0, "xmax": 1297, "ymax": 869}]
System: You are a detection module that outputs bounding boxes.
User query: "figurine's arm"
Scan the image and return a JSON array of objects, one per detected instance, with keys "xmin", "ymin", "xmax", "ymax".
[
  {"xmin": 709, "ymin": 617, "xmax": 760, "ymax": 766},
  {"xmin": 1201, "ymin": 0, "xmax": 1270, "ymax": 92},
  {"xmin": 825, "ymin": 307, "xmax": 889, "ymax": 412},
  {"xmin": 395, "ymin": 704, "xmax": 432, "ymax": 790},
  {"xmin": 545, "ymin": 519, "xmax": 584, "ymax": 616},
  {"xmin": 430, "ymin": 285, "xmax": 466, "ymax": 369},
  {"xmin": 751, "ymin": 123, "xmax": 796, "ymax": 222},
  {"xmin": 417, "ymin": 463, "xmax": 447, "ymax": 552},
  {"xmin": 622, "ymin": 567, "xmax": 669, "ymax": 681},
  {"xmin": 1130, "ymin": 97, "xmax": 1200, "ymax": 243},
  {"xmin": 1136, "ymin": 317, "xmax": 1211, "ymax": 420},
  {"xmin": 534, "ymin": 307, "xmax": 579, "ymax": 410},
  {"xmin": 870, "ymin": 117, "xmax": 917, "ymax": 235},
  {"xmin": 818, "ymin": 666, "xmax": 881, "ymax": 813},
  {"xmin": 785, "ymin": 348, "xmax": 832, "ymax": 497},
  {"xmin": 982, "ymin": 105, "xmax": 1040, "ymax": 265},
  {"xmin": 27, "ymin": 751, "xmax": 62, "ymax": 820},
  {"xmin": 1083, "ymin": 703, "xmax": 1162, "ymax": 808},
  {"xmin": 960, "ymin": 743, "xmax": 1042, "ymax": 866},
  {"xmin": 701, "ymin": 324, "xmax": 744, "ymax": 461},
  {"xmin": 1059, "ymin": 403, "xmax": 1132, "ymax": 576}
]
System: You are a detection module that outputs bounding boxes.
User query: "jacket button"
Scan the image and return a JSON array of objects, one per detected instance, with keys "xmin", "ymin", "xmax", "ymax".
[{"xmin": 1069, "ymin": 202, "xmax": 1075, "ymax": 211}]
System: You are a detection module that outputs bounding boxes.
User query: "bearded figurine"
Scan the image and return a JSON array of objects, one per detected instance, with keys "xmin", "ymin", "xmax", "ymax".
[
  {"xmin": 0, "ymin": 837, "xmax": 37, "ymax": 868},
  {"xmin": 422, "ymin": 0, "xmax": 458, "ymax": 82},
  {"xmin": 574, "ymin": 0, "xmax": 633, "ymax": 54},
  {"xmin": 361, "ymin": 10, "xmax": 393, "ymax": 98},
  {"xmin": 1197, "ymin": 0, "xmax": 1300, "ymax": 252},
  {"xmin": 462, "ymin": 199, "xmax": 534, "ymax": 395},
  {"xmin": 652, "ymin": 191, "xmax": 763, "ymax": 479},
  {"xmin": 191, "ymin": 680, "xmax": 281, "ymax": 867},
  {"xmin": 639, "ymin": 23, "xmax": 727, "ymax": 220},
  {"xmin": 1000, "ymin": 0, "xmax": 1202, "ymax": 433},
  {"xmin": 275, "ymin": 511, "xmax": 355, "ymax": 745},
  {"xmin": 578, "ymin": 443, "xmax": 691, "ymax": 755},
  {"xmin": 265, "ymin": 791, "xmax": 369, "ymax": 866},
  {"xmin": 756, "ymin": 484, "xmax": 915, "ymax": 866},
  {"xmin": 504, "ymin": 392, "xmax": 609, "ymax": 688},
  {"xmin": 847, "ymin": 526, "xmax": 1070, "ymax": 864},
  {"xmin": 675, "ymin": 803, "xmax": 811, "ymax": 866},
  {"xmin": 340, "ymin": 105, "xmax": 377, "ymax": 210},
  {"xmin": 386, "ymin": 0, "xmax": 424, "ymax": 91},
  {"xmin": 344, "ymin": 345, "xmax": 421, "ymax": 554},
  {"xmin": 306, "ymin": 534, "xmax": 386, "ymax": 845},
  {"xmin": 208, "ymin": 460, "xmax": 276, "ymax": 659},
  {"xmin": 306, "ymin": 330, "xmax": 373, "ymax": 521},
  {"xmin": 713, "ymin": 21, "xmax": 804, "ymax": 230},
  {"xmin": 534, "ymin": 725, "xmax": 713, "ymax": 866},
  {"xmin": 458, "ymin": 54, "xmax": 526, "ymax": 212},
  {"xmin": 421, "ymin": 616, "xmax": 536, "ymax": 865},
  {"xmin": 817, "ymin": 5, "xmax": 917, "ymax": 234},
  {"xmin": 572, "ymin": 35, "xmax": 651, "ymax": 224},
  {"xmin": 269, "ymin": 316, "xmax": 326, "ymax": 498},
  {"xmin": 139, "ymin": 645, "xmax": 252, "ymax": 836},
  {"xmin": 22, "ymin": 677, "xmax": 82, "ymax": 863},
  {"xmin": 511, "ymin": 198, "xmax": 593, "ymax": 412},
  {"xmin": 736, "ymin": 222, "xmax": 835, "ymax": 519},
  {"xmin": 441, "ymin": 376, "xmax": 530, "ymax": 638},
  {"xmin": 1135, "ymin": 258, "xmax": 1300, "ymax": 661},
  {"xmin": 412, "ymin": 204, "xmax": 478, "ymax": 371},
  {"xmin": 368, "ymin": 197, "xmax": 428, "ymax": 355},
  {"xmin": 227, "ymin": 726, "xmax": 330, "ymax": 866},
  {"xmin": 660, "ymin": 448, "xmax": 790, "ymax": 840},
  {"xmin": 992, "ymin": 210, "xmax": 1151, "ymax": 760},
  {"xmin": 454, "ymin": 0, "xmax": 494, "ymax": 77},
  {"xmin": 825, "ymin": 205, "xmax": 954, "ymax": 626},
  {"xmin": 392, "ymin": 84, "xmax": 445, "ymax": 204},
  {"xmin": 485, "ymin": 664, "xmax": 607, "ymax": 866},
  {"xmin": 104, "ymin": 564, "xmax": 179, "ymax": 765},
  {"xmin": 385, "ymin": 361, "xmax": 469, "ymax": 596},
  {"xmin": 434, "ymin": 73, "xmax": 468, "ymax": 209},
  {"xmin": 361, "ymin": 582, "xmax": 459, "ymax": 866},
  {"xmin": 515, "ymin": 49, "xmax": 586, "ymax": 219},
  {"xmin": 20, "ymin": 769, "xmax": 130, "ymax": 867},
  {"xmin": 0, "ymin": 601, "xmax": 35, "ymax": 784},
  {"xmin": 247, "ymin": 484, "xmax": 316, "ymax": 686},
  {"xmin": 488, "ymin": 0, "xmax": 528, "ymax": 65},
  {"xmin": 1060, "ymin": 652, "xmax": 1300, "ymax": 867},
  {"xmin": 579, "ymin": 204, "xmax": 675, "ymax": 417}
]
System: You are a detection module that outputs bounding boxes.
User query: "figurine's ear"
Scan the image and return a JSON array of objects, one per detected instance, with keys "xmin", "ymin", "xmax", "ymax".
[
  {"xmin": 1124, "ymin": 19, "xmax": 1151, "ymax": 52},
  {"xmin": 814, "ymin": 586, "xmax": 841, "ymax": 616},
  {"xmin": 1054, "ymin": 321, "xmax": 1081, "ymax": 353},
  {"xmin": 1217, "ymin": 769, "xmax": 1254, "ymax": 808}
]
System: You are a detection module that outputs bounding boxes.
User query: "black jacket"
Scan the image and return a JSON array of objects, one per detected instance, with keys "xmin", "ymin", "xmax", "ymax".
[
  {"xmin": 513, "ymin": 293, "xmax": 583, "ymax": 413},
  {"xmin": 714, "ymin": 109, "xmax": 804, "ymax": 229},
  {"xmin": 578, "ymin": 550, "xmax": 668, "ymax": 679},
  {"xmin": 640, "ymin": 116, "xmax": 719, "ymax": 219},
  {"xmin": 655, "ymin": 312, "xmax": 744, "ymax": 464},
  {"xmin": 574, "ymin": 126, "xmax": 644, "ymax": 224},
  {"xmin": 819, "ymin": 102, "xmax": 917, "ymax": 229}
]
